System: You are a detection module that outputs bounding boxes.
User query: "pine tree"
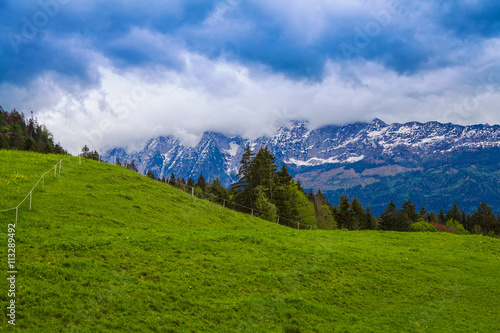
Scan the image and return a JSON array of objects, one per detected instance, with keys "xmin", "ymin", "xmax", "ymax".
[
  {"xmin": 379, "ymin": 201, "xmax": 399, "ymax": 231},
  {"xmin": 438, "ymin": 209, "xmax": 446, "ymax": 224},
  {"xmin": 249, "ymin": 146, "xmax": 277, "ymax": 200},
  {"xmin": 461, "ymin": 209, "xmax": 469, "ymax": 230},
  {"xmin": 445, "ymin": 201, "xmax": 461, "ymax": 223},
  {"xmin": 116, "ymin": 157, "xmax": 122, "ymax": 166},
  {"xmin": 278, "ymin": 182, "xmax": 317, "ymax": 229},
  {"xmin": 426, "ymin": 210, "xmax": 437, "ymax": 223},
  {"xmin": 364, "ymin": 206, "xmax": 377, "ymax": 230},
  {"xmin": 307, "ymin": 189, "xmax": 315, "ymax": 202},
  {"xmin": 349, "ymin": 198, "xmax": 365, "ymax": 230},
  {"xmin": 197, "ymin": 174, "xmax": 207, "ymax": 192},
  {"xmin": 82, "ymin": 145, "xmax": 90, "ymax": 157},
  {"xmin": 254, "ymin": 186, "xmax": 278, "ymax": 222},
  {"xmin": 231, "ymin": 145, "xmax": 255, "ymax": 209},
  {"xmin": 315, "ymin": 204, "xmax": 337, "ymax": 230},
  {"xmin": 296, "ymin": 179, "xmax": 305, "ymax": 194},
  {"xmin": 418, "ymin": 205, "xmax": 426, "ymax": 221},
  {"xmin": 398, "ymin": 199, "xmax": 418, "ymax": 231},
  {"xmin": 276, "ymin": 164, "xmax": 293, "ymax": 186},
  {"xmin": 470, "ymin": 202, "xmax": 498, "ymax": 235},
  {"xmin": 129, "ymin": 160, "xmax": 138, "ymax": 172},
  {"xmin": 337, "ymin": 195, "xmax": 352, "ymax": 230}
]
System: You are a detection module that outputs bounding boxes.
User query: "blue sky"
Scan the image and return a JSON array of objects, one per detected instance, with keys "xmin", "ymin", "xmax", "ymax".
[{"xmin": 1, "ymin": 0, "xmax": 500, "ymax": 153}]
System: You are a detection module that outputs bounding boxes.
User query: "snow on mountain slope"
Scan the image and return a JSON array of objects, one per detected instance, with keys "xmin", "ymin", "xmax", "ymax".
[{"xmin": 102, "ymin": 119, "xmax": 500, "ymax": 186}]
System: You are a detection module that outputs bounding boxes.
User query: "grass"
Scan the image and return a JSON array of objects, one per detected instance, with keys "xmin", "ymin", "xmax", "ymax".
[
  {"xmin": 0, "ymin": 150, "xmax": 499, "ymax": 332},
  {"xmin": 0, "ymin": 150, "xmax": 64, "ymax": 210}
]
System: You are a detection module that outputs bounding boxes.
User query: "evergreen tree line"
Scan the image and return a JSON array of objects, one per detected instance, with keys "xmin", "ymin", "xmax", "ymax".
[
  {"xmin": 117, "ymin": 158, "xmax": 138, "ymax": 172},
  {"xmin": 115, "ymin": 145, "xmax": 500, "ymax": 235},
  {"xmin": 80, "ymin": 147, "xmax": 141, "ymax": 174},
  {"xmin": 379, "ymin": 200, "xmax": 500, "ymax": 236},
  {"xmin": 0, "ymin": 106, "xmax": 66, "ymax": 154},
  {"xmin": 138, "ymin": 146, "xmax": 332, "ymax": 229},
  {"xmin": 81, "ymin": 145, "xmax": 100, "ymax": 161}
]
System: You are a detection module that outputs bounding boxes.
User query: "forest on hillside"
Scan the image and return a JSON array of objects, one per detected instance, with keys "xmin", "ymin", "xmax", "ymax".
[
  {"xmin": 0, "ymin": 106, "xmax": 66, "ymax": 154},
  {"xmin": 126, "ymin": 145, "xmax": 500, "ymax": 237}
]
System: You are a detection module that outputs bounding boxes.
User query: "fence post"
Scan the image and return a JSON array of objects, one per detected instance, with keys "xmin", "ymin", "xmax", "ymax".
[
  {"xmin": 223, "ymin": 199, "xmax": 225, "ymax": 208},
  {"xmin": 79, "ymin": 155, "xmax": 81, "ymax": 166},
  {"xmin": 297, "ymin": 223, "xmax": 300, "ymax": 230},
  {"xmin": 29, "ymin": 191, "xmax": 32, "ymax": 210},
  {"xmin": 54, "ymin": 165, "xmax": 56, "ymax": 177},
  {"xmin": 191, "ymin": 187, "xmax": 194, "ymax": 196},
  {"xmin": 42, "ymin": 175, "xmax": 44, "ymax": 189},
  {"xmin": 15, "ymin": 207, "xmax": 18, "ymax": 224},
  {"xmin": 251, "ymin": 209, "xmax": 253, "ymax": 217},
  {"xmin": 59, "ymin": 160, "xmax": 62, "ymax": 174}
]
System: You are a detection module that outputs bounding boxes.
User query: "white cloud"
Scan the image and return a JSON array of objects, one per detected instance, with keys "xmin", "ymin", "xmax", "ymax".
[{"xmin": 3, "ymin": 39, "xmax": 500, "ymax": 155}]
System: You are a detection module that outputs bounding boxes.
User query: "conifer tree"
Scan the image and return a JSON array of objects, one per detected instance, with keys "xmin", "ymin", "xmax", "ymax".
[
  {"xmin": 231, "ymin": 145, "xmax": 255, "ymax": 208},
  {"xmin": 379, "ymin": 201, "xmax": 399, "ymax": 231},
  {"xmin": 364, "ymin": 206, "xmax": 377, "ymax": 230},
  {"xmin": 249, "ymin": 146, "xmax": 277, "ymax": 200},
  {"xmin": 446, "ymin": 201, "xmax": 461, "ymax": 223},
  {"xmin": 438, "ymin": 209, "xmax": 446, "ymax": 224},
  {"xmin": 129, "ymin": 160, "xmax": 138, "ymax": 172},
  {"xmin": 337, "ymin": 195, "xmax": 352, "ymax": 229},
  {"xmin": 278, "ymin": 181, "xmax": 317, "ymax": 228},
  {"xmin": 461, "ymin": 209, "xmax": 469, "ymax": 230},
  {"xmin": 197, "ymin": 174, "xmax": 207, "ymax": 192},
  {"xmin": 471, "ymin": 202, "xmax": 498, "ymax": 235},
  {"xmin": 418, "ymin": 205, "xmax": 426, "ymax": 221},
  {"xmin": 307, "ymin": 189, "xmax": 315, "ymax": 202},
  {"xmin": 276, "ymin": 164, "xmax": 293, "ymax": 185},
  {"xmin": 254, "ymin": 186, "xmax": 278, "ymax": 222},
  {"xmin": 398, "ymin": 199, "xmax": 418, "ymax": 231},
  {"xmin": 349, "ymin": 198, "xmax": 365, "ymax": 230},
  {"xmin": 426, "ymin": 210, "xmax": 436, "ymax": 223},
  {"xmin": 146, "ymin": 170, "xmax": 156, "ymax": 180}
]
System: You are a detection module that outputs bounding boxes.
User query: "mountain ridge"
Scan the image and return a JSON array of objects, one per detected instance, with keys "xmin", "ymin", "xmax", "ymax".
[{"xmin": 103, "ymin": 119, "xmax": 500, "ymax": 214}]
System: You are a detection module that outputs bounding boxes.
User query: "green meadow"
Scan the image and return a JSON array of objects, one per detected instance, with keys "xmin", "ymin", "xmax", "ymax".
[{"xmin": 0, "ymin": 150, "xmax": 499, "ymax": 332}]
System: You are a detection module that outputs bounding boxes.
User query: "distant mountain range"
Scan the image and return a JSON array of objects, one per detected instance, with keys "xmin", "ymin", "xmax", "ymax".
[{"xmin": 102, "ymin": 119, "xmax": 500, "ymax": 215}]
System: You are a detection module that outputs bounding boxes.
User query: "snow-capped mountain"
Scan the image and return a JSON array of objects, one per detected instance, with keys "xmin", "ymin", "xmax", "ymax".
[
  {"xmin": 104, "ymin": 119, "xmax": 500, "ymax": 181},
  {"xmin": 102, "ymin": 119, "xmax": 500, "ymax": 214}
]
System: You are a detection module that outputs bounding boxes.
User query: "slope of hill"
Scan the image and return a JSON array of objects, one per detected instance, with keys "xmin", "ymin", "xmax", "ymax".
[
  {"xmin": 1, "ymin": 151, "xmax": 499, "ymax": 332},
  {"xmin": 103, "ymin": 119, "xmax": 500, "ymax": 215}
]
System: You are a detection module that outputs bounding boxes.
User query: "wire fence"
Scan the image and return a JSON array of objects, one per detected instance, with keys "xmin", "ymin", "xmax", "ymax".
[
  {"xmin": 0, "ymin": 156, "xmax": 75, "ymax": 223},
  {"xmin": 163, "ymin": 178, "xmax": 314, "ymax": 230},
  {"xmin": 1, "ymin": 153, "xmax": 313, "ymax": 230}
]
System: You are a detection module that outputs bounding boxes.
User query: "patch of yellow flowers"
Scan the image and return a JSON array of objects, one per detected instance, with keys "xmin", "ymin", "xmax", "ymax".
[{"xmin": 0, "ymin": 172, "xmax": 28, "ymax": 187}]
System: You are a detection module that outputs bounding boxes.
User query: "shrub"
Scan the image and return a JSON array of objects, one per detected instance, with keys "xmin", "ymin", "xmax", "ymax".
[
  {"xmin": 430, "ymin": 222, "xmax": 455, "ymax": 233},
  {"xmin": 445, "ymin": 219, "xmax": 470, "ymax": 235},
  {"xmin": 410, "ymin": 221, "xmax": 438, "ymax": 232}
]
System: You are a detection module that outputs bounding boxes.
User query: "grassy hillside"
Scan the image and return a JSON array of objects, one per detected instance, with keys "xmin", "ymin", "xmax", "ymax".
[
  {"xmin": 1, "ymin": 151, "xmax": 499, "ymax": 332},
  {"xmin": 0, "ymin": 151, "xmax": 65, "ymax": 210}
]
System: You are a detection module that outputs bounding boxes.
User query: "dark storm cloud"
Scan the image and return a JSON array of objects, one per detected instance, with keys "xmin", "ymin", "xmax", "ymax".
[{"xmin": 1, "ymin": 0, "xmax": 500, "ymax": 153}]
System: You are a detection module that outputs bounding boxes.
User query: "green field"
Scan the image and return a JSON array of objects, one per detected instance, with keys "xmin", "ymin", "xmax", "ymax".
[{"xmin": 0, "ymin": 150, "xmax": 499, "ymax": 332}]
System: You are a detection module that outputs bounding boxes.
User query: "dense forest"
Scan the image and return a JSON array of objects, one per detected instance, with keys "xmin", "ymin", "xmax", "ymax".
[
  {"xmin": 130, "ymin": 145, "xmax": 500, "ymax": 236},
  {"xmin": 0, "ymin": 106, "xmax": 66, "ymax": 154}
]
